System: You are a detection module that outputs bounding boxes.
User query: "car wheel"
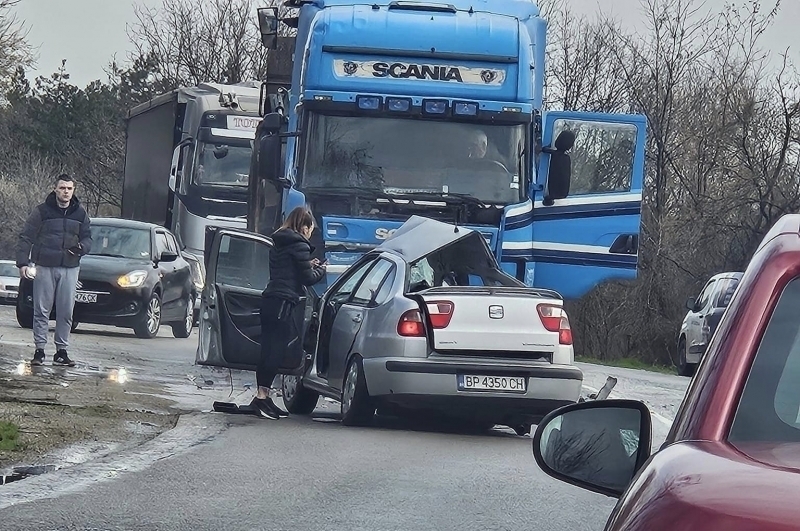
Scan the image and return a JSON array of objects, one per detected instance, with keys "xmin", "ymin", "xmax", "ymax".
[
  {"xmin": 281, "ymin": 375, "xmax": 319, "ymax": 415},
  {"xmin": 171, "ymin": 295, "xmax": 194, "ymax": 339},
  {"xmin": 134, "ymin": 293, "xmax": 162, "ymax": 339},
  {"xmin": 677, "ymin": 338, "xmax": 695, "ymax": 377},
  {"xmin": 341, "ymin": 355, "xmax": 375, "ymax": 427},
  {"xmin": 16, "ymin": 300, "xmax": 33, "ymax": 329}
]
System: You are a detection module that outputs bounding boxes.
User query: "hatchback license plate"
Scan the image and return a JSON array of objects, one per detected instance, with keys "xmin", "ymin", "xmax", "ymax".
[
  {"xmin": 458, "ymin": 375, "xmax": 527, "ymax": 393},
  {"xmin": 75, "ymin": 291, "xmax": 97, "ymax": 303}
]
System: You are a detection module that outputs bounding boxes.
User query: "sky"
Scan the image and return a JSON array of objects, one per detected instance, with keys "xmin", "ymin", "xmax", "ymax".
[{"xmin": 11, "ymin": 0, "xmax": 799, "ymax": 88}]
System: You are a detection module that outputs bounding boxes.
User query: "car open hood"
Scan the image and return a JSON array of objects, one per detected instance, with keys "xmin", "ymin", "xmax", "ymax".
[{"xmin": 376, "ymin": 215, "xmax": 494, "ymax": 265}]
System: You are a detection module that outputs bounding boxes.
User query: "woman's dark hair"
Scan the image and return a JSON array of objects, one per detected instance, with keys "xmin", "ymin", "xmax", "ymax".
[{"xmin": 279, "ymin": 206, "xmax": 315, "ymax": 234}]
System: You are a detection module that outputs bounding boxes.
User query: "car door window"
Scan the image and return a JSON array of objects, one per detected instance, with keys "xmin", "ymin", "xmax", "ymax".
[
  {"xmin": 155, "ymin": 232, "xmax": 170, "ymax": 258},
  {"xmin": 331, "ymin": 260, "xmax": 375, "ymax": 303},
  {"xmin": 352, "ymin": 259, "xmax": 394, "ymax": 306},
  {"xmin": 373, "ymin": 268, "xmax": 397, "ymax": 305},
  {"xmin": 166, "ymin": 233, "xmax": 180, "ymax": 254},
  {"xmin": 696, "ymin": 280, "xmax": 717, "ymax": 311},
  {"xmin": 215, "ymin": 235, "xmax": 271, "ymax": 290},
  {"xmin": 730, "ymin": 277, "xmax": 800, "ymax": 443}
]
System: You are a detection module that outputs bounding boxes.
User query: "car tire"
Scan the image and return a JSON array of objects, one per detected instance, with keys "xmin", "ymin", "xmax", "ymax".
[
  {"xmin": 16, "ymin": 301, "xmax": 33, "ymax": 329},
  {"xmin": 677, "ymin": 337, "xmax": 695, "ymax": 377},
  {"xmin": 171, "ymin": 295, "xmax": 194, "ymax": 339},
  {"xmin": 134, "ymin": 292, "xmax": 162, "ymax": 339},
  {"xmin": 341, "ymin": 355, "xmax": 375, "ymax": 427},
  {"xmin": 281, "ymin": 375, "xmax": 319, "ymax": 415},
  {"xmin": 71, "ymin": 321, "xmax": 79, "ymax": 332}
]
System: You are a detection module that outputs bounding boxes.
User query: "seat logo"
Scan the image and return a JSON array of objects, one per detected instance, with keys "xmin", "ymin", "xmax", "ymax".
[{"xmin": 489, "ymin": 305, "xmax": 504, "ymax": 319}]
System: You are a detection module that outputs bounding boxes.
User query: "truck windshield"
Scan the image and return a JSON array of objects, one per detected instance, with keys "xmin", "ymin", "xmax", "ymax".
[
  {"xmin": 300, "ymin": 113, "xmax": 527, "ymax": 204},
  {"xmin": 193, "ymin": 142, "xmax": 251, "ymax": 187}
]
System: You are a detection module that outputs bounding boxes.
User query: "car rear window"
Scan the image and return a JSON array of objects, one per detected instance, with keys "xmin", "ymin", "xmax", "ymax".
[{"xmin": 729, "ymin": 277, "xmax": 800, "ymax": 443}]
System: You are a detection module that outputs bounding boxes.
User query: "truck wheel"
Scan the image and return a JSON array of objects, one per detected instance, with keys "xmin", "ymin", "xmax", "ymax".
[
  {"xmin": 134, "ymin": 293, "xmax": 162, "ymax": 339},
  {"xmin": 171, "ymin": 295, "xmax": 194, "ymax": 339},
  {"xmin": 341, "ymin": 355, "xmax": 375, "ymax": 426},
  {"xmin": 281, "ymin": 375, "xmax": 319, "ymax": 415}
]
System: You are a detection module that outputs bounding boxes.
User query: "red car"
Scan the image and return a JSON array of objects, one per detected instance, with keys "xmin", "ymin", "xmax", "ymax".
[{"xmin": 532, "ymin": 214, "xmax": 800, "ymax": 530}]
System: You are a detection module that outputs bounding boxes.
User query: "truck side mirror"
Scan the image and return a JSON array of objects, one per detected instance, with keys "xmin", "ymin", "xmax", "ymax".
[
  {"xmin": 542, "ymin": 130, "xmax": 576, "ymax": 206},
  {"xmin": 258, "ymin": 7, "xmax": 279, "ymax": 49},
  {"xmin": 254, "ymin": 113, "xmax": 286, "ymax": 186}
]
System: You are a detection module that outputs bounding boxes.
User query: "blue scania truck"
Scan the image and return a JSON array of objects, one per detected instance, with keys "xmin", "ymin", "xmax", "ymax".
[{"xmin": 249, "ymin": 0, "xmax": 646, "ymax": 300}]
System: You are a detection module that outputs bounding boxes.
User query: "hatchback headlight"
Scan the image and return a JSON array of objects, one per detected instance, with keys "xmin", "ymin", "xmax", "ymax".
[{"xmin": 118, "ymin": 270, "xmax": 148, "ymax": 288}]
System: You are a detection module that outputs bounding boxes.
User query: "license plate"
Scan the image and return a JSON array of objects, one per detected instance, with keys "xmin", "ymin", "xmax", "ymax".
[
  {"xmin": 75, "ymin": 291, "xmax": 97, "ymax": 303},
  {"xmin": 458, "ymin": 375, "xmax": 527, "ymax": 393}
]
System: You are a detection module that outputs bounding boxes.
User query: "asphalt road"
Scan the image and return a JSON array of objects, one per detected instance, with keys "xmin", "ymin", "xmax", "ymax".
[{"xmin": 0, "ymin": 305, "xmax": 691, "ymax": 530}]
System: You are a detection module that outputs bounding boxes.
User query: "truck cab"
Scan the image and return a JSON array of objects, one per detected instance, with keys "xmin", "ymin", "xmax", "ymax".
[{"xmin": 250, "ymin": 0, "xmax": 647, "ymax": 300}]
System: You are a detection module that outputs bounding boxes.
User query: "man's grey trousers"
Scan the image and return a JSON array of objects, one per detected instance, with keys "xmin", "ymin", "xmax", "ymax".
[{"xmin": 33, "ymin": 265, "xmax": 79, "ymax": 350}]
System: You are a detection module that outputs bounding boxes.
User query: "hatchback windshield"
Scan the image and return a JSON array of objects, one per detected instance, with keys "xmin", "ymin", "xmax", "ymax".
[
  {"xmin": 300, "ymin": 113, "xmax": 527, "ymax": 204},
  {"xmin": 729, "ymin": 277, "xmax": 800, "ymax": 443},
  {"xmin": 88, "ymin": 226, "xmax": 152, "ymax": 260},
  {"xmin": 0, "ymin": 263, "xmax": 17, "ymax": 277}
]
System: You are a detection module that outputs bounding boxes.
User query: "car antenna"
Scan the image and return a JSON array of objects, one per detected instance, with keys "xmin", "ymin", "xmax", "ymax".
[{"xmin": 453, "ymin": 206, "xmax": 460, "ymax": 233}]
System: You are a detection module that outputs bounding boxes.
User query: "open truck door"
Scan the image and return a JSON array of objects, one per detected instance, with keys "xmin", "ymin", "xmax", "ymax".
[
  {"xmin": 196, "ymin": 227, "xmax": 273, "ymax": 371},
  {"xmin": 527, "ymin": 111, "xmax": 647, "ymax": 299}
]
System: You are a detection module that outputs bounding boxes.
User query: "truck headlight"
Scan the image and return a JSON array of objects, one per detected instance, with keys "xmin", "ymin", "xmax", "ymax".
[{"xmin": 118, "ymin": 270, "xmax": 148, "ymax": 288}]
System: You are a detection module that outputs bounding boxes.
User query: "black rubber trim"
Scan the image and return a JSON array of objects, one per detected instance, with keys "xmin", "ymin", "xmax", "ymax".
[
  {"xmin": 321, "ymin": 45, "xmax": 517, "ymax": 64},
  {"xmin": 385, "ymin": 360, "xmax": 583, "ymax": 380}
]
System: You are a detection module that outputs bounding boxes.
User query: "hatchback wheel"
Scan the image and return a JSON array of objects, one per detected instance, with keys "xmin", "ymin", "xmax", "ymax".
[
  {"xmin": 171, "ymin": 295, "xmax": 194, "ymax": 338},
  {"xmin": 341, "ymin": 355, "xmax": 374, "ymax": 426},
  {"xmin": 134, "ymin": 293, "xmax": 162, "ymax": 339}
]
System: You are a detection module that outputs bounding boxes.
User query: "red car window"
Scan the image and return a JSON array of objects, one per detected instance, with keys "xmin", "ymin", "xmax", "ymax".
[{"xmin": 729, "ymin": 277, "xmax": 800, "ymax": 443}]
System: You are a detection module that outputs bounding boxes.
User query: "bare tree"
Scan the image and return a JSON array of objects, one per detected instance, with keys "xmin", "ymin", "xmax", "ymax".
[
  {"xmin": 0, "ymin": 0, "xmax": 34, "ymax": 95},
  {"xmin": 127, "ymin": 0, "xmax": 289, "ymax": 87}
]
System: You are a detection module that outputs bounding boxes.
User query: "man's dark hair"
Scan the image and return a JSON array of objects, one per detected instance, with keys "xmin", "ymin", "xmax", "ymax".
[{"xmin": 55, "ymin": 173, "xmax": 75, "ymax": 185}]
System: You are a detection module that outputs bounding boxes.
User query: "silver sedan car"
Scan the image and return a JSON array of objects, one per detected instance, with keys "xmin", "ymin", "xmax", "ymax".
[
  {"xmin": 197, "ymin": 216, "xmax": 582, "ymax": 434},
  {"xmin": 0, "ymin": 260, "xmax": 20, "ymax": 305},
  {"xmin": 287, "ymin": 217, "xmax": 581, "ymax": 433}
]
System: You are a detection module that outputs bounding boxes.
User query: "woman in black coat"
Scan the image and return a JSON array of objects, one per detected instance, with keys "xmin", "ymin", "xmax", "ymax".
[{"xmin": 252, "ymin": 206, "xmax": 326, "ymax": 419}]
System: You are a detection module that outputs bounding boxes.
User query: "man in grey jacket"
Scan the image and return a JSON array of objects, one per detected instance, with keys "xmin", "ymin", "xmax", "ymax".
[{"xmin": 16, "ymin": 174, "xmax": 92, "ymax": 367}]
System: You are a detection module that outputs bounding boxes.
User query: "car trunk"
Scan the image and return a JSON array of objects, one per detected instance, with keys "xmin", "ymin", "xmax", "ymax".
[{"xmin": 414, "ymin": 286, "xmax": 562, "ymax": 355}]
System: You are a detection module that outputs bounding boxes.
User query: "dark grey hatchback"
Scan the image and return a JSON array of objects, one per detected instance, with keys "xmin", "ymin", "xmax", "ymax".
[{"xmin": 17, "ymin": 218, "xmax": 197, "ymax": 339}]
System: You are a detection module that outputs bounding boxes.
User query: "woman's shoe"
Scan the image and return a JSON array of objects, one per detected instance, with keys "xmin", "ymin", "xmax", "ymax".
[
  {"xmin": 263, "ymin": 397, "xmax": 289, "ymax": 418},
  {"xmin": 251, "ymin": 398, "xmax": 279, "ymax": 420}
]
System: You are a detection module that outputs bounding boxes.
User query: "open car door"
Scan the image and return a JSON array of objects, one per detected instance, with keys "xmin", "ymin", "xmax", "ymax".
[
  {"xmin": 525, "ymin": 111, "xmax": 647, "ymax": 299},
  {"xmin": 196, "ymin": 227, "xmax": 272, "ymax": 371}
]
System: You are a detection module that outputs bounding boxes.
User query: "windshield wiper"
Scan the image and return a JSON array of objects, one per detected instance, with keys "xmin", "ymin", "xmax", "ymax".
[
  {"xmin": 91, "ymin": 253, "xmax": 129, "ymax": 258},
  {"xmin": 302, "ymin": 186, "xmax": 391, "ymax": 198}
]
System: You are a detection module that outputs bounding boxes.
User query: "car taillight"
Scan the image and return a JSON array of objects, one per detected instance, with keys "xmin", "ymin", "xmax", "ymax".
[
  {"xmin": 398, "ymin": 309, "xmax": 425, "ymax": 337},
  {"xmin": 426, "ymin": 300, "xmax": 454, "ymax": 329},
  {"xmin": 537, "ymin": 304, "xmax": 572, "ymax": 345}
]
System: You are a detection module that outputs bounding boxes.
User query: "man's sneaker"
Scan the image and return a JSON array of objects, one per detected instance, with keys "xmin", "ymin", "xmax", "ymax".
[
  {"xmin": 251, "ymin": 398, "xmax": 279, "ymax": 420},
  {"xmin": 31, "ymin": 349, "xmax": 45, "ymax": 366},
  {"xmin": 53, "ymin": 349, "xmax": 76, "ymax": 367}
]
